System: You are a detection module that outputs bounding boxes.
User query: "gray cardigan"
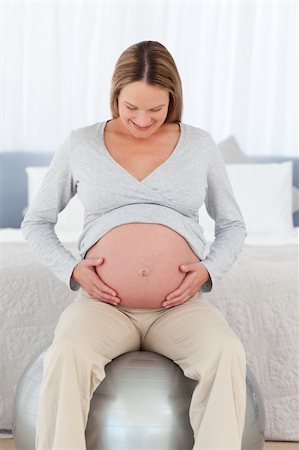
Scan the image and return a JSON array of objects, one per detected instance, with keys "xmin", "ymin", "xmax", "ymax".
[{"xmin": 21, "ymin": 120, "xmax": 247, "ymax": 292}]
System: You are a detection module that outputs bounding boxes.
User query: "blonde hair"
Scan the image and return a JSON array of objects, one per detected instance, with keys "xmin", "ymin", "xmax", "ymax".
[{"xmin": 110, "ymin": 41, "xmax": 183, "ymax": 123}]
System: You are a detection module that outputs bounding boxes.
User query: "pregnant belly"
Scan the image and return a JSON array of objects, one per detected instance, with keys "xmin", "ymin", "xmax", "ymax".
[{"xmin": 84, "ymin": 223, "xmax": 200, "ymax": 308}]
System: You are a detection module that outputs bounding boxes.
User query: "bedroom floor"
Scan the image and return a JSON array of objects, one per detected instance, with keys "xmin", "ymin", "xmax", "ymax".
[{"xmin": 0, "ymin": 439, "xmax": 298, "ymax": 450}]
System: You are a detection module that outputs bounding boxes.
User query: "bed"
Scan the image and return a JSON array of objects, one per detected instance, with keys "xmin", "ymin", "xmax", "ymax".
[{"xmin": 0, "ymin": 140, "xmax": 298, "ymax": 441}]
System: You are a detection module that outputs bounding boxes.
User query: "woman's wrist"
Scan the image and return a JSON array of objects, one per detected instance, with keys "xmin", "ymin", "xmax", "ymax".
[{"xmin": 199, "ymin": 263, "xmax": 211, "ymax": 283}]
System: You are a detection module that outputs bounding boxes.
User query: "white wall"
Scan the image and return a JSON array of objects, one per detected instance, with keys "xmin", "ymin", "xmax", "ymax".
[{"xmin": 0, "ymin": 1, "xmax": 297, "ymax": 156}]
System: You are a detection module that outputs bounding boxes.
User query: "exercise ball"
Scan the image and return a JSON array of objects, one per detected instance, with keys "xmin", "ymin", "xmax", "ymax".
[
  {"xmin": 13, "ymin": 350, "xmax": 265, "ymax": 450},
  {"xmin": 85, "ymin": 351, "xmax": 196, "ymax": 449}
]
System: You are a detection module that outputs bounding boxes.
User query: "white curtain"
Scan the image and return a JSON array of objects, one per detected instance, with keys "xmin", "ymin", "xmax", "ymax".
[{"xmin": 0, "ymin": 1, "xmax": 297, "ymax": 156}]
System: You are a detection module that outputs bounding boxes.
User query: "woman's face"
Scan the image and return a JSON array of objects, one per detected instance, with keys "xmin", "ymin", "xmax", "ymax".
[{"xmin": 117, "ymin": 80, "xmax": 170, "ymax": 139}]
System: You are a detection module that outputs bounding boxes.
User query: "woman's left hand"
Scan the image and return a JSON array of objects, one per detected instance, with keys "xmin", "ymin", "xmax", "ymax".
[{"xmin": 162, "ymin": 262, "xmax": 210, "ymax": 309}]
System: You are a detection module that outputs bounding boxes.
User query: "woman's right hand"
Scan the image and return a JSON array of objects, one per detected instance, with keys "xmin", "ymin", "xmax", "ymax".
[{"xmin": 71, "ymin": 257, "xmax": 121, "ymax": 306}]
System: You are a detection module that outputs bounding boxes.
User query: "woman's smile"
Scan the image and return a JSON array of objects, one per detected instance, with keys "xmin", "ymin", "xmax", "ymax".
[{"xmin": 131, "ymin": 120, "xmax": 153, "ymax": 131}]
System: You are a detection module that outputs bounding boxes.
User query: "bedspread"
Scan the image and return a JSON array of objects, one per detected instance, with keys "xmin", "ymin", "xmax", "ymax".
[
  {"xmin": 201, "ymin": 243, "xmax": 299, "ymax": 441},
  {"xmin": 0, "ymin": 242, "xmax": 77, "ymax": 433},
  {"xmin": 0, "ymin": 241, "xmax": 298, "ymax": 440}
]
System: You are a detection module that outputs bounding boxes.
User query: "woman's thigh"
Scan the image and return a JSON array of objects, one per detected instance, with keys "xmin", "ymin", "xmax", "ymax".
[
  {"xmin": 142, "ymin": 293, "xmax": 244, "ymax": 375},
  {"xmin": 52, "ymin": 290, "xmax": 141, "ymax": 360}
]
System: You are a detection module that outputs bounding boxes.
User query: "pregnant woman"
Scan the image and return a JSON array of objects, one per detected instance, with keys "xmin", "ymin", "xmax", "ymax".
[{"xmin": 22, "ymin": 40, "xmax": 247, "ymax": 450}]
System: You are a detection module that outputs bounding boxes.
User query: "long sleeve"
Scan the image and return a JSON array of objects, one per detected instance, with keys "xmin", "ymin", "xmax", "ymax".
[
  {"xmin": 200, "ymin": 134, "xmax": 247, "ymax": 292},
  {"xmin": 21, "ymin": 132, "xmax": 81, "ymax": 291}
]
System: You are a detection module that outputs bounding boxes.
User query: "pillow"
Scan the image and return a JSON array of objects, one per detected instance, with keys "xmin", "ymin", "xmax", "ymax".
[
  {"xmin": 217, "ymin": 135, "xmax": 255, "ymax": 164},
  {"xmin": 198, "ymin": 162, "xmax": 293, "ymax": 236},
  {"xmin": 218, "ymin": 135, "xmax": 299, "ymax": 214},
  {"xmin": 25, "ymin": 167, "xmax": 84, "ymax": 235}
]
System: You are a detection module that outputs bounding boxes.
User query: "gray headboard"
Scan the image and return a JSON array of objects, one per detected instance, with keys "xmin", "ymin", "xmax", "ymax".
[
  {"xmin": 0, "ymin": 152, "xmax": 298, "ymax": 228},
  {"xmin": 0, "ymin": 152, "xmax": 53, "ymax": 228}
]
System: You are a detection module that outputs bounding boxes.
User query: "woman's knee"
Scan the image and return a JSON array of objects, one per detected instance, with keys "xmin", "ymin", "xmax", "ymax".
[
  {"xmin": 53, "ymin": 302, "xmax": 86, "ymax": 343},
  {"xmin": 207, "ymin": 330, "xmax": 246, "ymax": 361},
  {"xmin": 226, "ymin": 333, "xmax": 246, "ymax": 361},
  {"xmin": 216, "ymin": 332, "xmax": 247, "ymax": 376}
]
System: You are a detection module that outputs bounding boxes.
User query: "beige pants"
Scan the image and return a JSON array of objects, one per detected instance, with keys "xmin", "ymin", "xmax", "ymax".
[{"xmin": 36, "ymin": 288, "xmax": 246, "ymax": 450}]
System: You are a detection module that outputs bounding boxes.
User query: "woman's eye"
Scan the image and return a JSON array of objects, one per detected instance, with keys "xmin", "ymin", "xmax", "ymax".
[{"xmin": 126, "ymin": 106, "xmax": 161, "ymax": 112}]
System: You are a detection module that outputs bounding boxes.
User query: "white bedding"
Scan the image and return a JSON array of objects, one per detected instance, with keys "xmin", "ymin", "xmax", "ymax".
[{"xmin": 0, "ymin": 228, "xmax": 298, "ymax": 440}]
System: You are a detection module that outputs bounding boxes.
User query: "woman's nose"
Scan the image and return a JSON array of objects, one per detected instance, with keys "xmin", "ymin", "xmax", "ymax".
[{"xmin": 134, "ymin": 112, "xmax": 152, "ymax": 126}]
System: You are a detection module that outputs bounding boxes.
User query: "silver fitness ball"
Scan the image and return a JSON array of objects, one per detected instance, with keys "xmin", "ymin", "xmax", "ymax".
[{"xmin": 13, "ymin": 350, "xmax": 265, "ymax": 450}]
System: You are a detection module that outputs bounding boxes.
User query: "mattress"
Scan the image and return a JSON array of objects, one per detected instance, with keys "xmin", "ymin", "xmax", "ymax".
[
  {"xmin": 201, "ymin": 239, "xmax": 299, "ymax": 441},
  {"xmin": 0, "ymin": 228, "xmax": 298, "ymax": 440}
]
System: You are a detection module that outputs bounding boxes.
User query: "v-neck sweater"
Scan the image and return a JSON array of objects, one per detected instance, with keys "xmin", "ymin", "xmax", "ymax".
[{"xmin": 21, "ymin": 120, "xmax": 247, "ymax": 293}]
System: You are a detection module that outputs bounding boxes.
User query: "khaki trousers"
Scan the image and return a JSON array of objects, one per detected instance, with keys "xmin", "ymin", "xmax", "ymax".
[{"xmin": 36, "ymin": 288, "xmax": 247, "ymax": 450}]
